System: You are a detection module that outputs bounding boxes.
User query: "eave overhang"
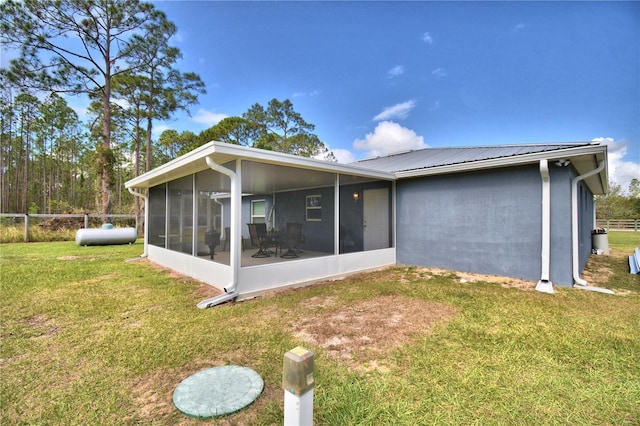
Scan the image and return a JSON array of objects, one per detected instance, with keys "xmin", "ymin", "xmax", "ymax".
[
  {"xmin": 125, "ymin": 141, "xmax": 396, "ymax": 190},
  {"xmin": 393, "ymin": 144, "xmax": 608, "ymax": 195}
]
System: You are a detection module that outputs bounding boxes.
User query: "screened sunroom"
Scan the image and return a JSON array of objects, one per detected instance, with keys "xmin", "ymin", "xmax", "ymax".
[{"xmin": 126, "ymin": 142, "xmax": 396, "ymax": 300}]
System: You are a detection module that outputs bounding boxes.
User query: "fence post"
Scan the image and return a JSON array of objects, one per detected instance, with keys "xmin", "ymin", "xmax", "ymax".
[
  {"xmin": 84, "ymin": 214, "xmax": 89, "ymax": 229},
  {"xmin": 24, "ymin": 214, "xmax": 29, "ymax": 242}
]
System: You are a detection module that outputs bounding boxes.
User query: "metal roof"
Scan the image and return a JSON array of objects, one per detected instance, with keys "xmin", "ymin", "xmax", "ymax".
[
  {"xmin": 356, "ymin": 142, "xmax": 595, "ymax": 172},
  {"xmin": 355, "ymin": 142, "xmax": 608, "ymax": 195}
]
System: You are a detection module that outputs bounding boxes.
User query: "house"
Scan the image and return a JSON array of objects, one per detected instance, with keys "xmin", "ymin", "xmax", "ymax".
[{"xmin": 125, "ymin": 141, "xmax": 608, "ymax": 305}]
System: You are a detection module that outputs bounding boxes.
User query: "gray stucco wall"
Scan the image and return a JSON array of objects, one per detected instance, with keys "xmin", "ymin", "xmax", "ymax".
[
  {"xmin": 275, "ymin": 186, "xmax": 335, "ymax": 252},
  {"xmin": 577, "ymin": 178, "xmax": 595, "ymax": 272},
  {"xmin": 396, "ymin": 164, "xmax": 577, "ymax": 285},
  {"xmin": 548, "ymin": 166, "xmax": 573, "ymax": 285}
]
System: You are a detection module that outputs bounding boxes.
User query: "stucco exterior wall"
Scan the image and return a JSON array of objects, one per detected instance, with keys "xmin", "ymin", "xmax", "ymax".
[
  {"xmin": 275, "ymin": 186, "xmax": 335, "ymax": 252},
  {"xmin": 396, "ymin": 164, "xmax": 577, "ymax": 285},
  {"xmin": 577, "ymin": 178, "xmax": 595, "ymax": 272},
  {"xmin": 548, "ymin": 166, "xmax": 573, "ymax": 285}
]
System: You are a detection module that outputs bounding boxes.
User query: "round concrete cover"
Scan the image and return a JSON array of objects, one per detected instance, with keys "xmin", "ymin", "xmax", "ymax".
[{"xmin": 173, "ymin": 365, "xmax": 264, "ymax": 418}]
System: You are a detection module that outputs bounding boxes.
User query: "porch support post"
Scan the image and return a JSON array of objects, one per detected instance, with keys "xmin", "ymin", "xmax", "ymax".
[
  {"xmin": 206, "ymin": 155, "xmax": 240, "ymax": 294},
  {"xmin": 334, "ymin": 174, "xmax": 340, "ymax": 255},
  {"xmin": 231, "ymin": 159, "xmax": 242, "ymax": 292},
  {"xmin": 127, "ymin": 188, "xmax": 149, "ymax": 257},
  {"xmin": 392, "ymin": 180, "xmax": 397, "ymax": 249}
]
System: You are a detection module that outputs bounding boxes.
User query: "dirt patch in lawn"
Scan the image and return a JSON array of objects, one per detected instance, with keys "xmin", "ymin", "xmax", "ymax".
[
  {"xmin": 412, "ymin": 267, "xmax": 537, "ymax": 290},
  {"xmin": 292, "ymin": 294, "xmax": 457, "ymax": 372},
  {"xmin": 581, "ymin": 248, "xmax": 632, "ymax": 288}
]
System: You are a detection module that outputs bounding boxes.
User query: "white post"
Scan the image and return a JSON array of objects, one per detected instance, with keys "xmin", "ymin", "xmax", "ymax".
[
  {"xmin": 24, "ymin": 214, "xmax": 29, "ymax": 242},
  {"xmin": 283, "ymin": 346, "xmax": 314, "ymax": 426}
]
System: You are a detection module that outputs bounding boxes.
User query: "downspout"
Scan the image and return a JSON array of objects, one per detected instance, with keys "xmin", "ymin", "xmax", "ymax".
[
  {"xmin": 535, "ymin": 160, "xmax": 553, "ymax": 293},
  {"xmin": 127, "ymin": 188, "xmax": 148, "ymax": 258},
  {"xmin": 571, "ymin": 161, "xmax": 614, "ymax": 294},
  {"xmin": 206, "ymin": 156, "xmax": 239, "ymax": 294},
  {"xmin": 196, "ymin": 156, "xmax": 240, "ymax": 308}
]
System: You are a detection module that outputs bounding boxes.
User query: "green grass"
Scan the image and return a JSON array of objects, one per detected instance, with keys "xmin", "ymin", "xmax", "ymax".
[{"xmin": 1, "ymin": 233, "xmax": 639, "ymax": 425}]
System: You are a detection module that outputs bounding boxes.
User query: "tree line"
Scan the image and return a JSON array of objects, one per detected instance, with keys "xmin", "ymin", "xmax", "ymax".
[
  {"xmin": 1, "ymin": 0, "xmax": 333, "ymax": 217},
  {"xmin": 596, "ymin": 180, "xmax": 640, "ymax": 220}
]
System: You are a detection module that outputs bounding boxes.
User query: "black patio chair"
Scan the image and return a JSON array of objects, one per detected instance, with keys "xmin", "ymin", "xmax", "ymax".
[
  {"xmin": 222, "ymin": 226, "xmax": 244, "ymax": 251},
  {"xmin": 247, "ymin": 223, "xmax": 270, "ymax": 258},
  {"xmin": 280, "ymin": 222, "xmax": 303, "ymax": 258},
  {"xmin": 204, "ymin": 228, "xmax": 221, "ymax": 259}
]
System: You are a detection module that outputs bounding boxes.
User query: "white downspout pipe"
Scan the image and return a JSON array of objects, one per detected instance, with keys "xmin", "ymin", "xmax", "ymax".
[
  {"xmin": 205, "ymin": 156, "xmax": 239, "ymax": 294},
  {"xmin": 127, "ymin": 188, "xmax": 149, "ymax": 258},
  {"xmin": 536, "ymin": 160, "xmax": 554, "ymax": 294},
  {"xmin": 571, "ymin": 161, "xmax": 612, "ymax": 293}
]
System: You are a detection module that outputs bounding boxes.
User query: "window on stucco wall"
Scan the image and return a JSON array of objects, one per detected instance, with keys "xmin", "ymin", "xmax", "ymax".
[{"xmin": 251, "ymin": 199, "xmax": 266, "ymax": 224}]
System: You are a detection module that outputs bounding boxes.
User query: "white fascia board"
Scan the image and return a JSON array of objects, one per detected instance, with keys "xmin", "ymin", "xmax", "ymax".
[
  {"xmin": 125, "ymin": 142, "xmax": 219, "ymax": 188},
  {"xmin": 126, "ymin": 141, "xmax": 395, "ymax": 189},
  {"xmin": 211, "ymin": 142, "xmax": 396, "ymax": 179},
  {"xmin": 394, "ymin": 145, "xmax": 607, "ymax": 179}
]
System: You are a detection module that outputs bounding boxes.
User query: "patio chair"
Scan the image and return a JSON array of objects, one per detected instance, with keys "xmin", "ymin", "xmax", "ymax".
[
  {"xmin": 204, "ymin": 228, "xmax": 221, "ymax": 260},
  {"xmin": 247, "ymin": 223, "xmax": 270, "ymax": 258},
  {"xmin": 280, "ymin": 222, "xmax": 303, "ymax": 258},
  {"xmin": 222, "ymin": 226, "xmax": 244, "ymax": 252}
]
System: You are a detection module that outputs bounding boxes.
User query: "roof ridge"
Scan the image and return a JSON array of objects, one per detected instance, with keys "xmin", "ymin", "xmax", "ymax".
[{"xmin": 357, "ymin": 141, "xmax": 595, "ymax": 163}]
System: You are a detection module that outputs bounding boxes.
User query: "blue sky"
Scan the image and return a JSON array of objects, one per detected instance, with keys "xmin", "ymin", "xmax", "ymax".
[
  {"xmin": 150, "ymin": 1, "xmax": 639, "ymax": 190},
  {"xmin": 3, "ymin": 1, "xmax": 638, "ymax": 189}
]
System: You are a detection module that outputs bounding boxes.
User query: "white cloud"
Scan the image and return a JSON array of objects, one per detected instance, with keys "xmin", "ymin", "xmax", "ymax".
[
  {"xmin": 152, "ymin": 123, "xmax": 172, "ymax": 138},
  {"xmin": 422, "ymin": 32, "xmax": 434, "ymax": 44},
  {"xmin": 387, "ymin": 65, "xmax": 405, "ymax": 78},
  {"xmin": 592, "ymin": 137, "xmax": 640, "ymax": 193},
  {"xmin": 373, "ymin": 100, "xmax": 417, "ymax": 121},
  {"xmin": 292, "ymin": 90, "xmax": 321, "ymax": 98},
  {"xmin": 512, "ymin": 23, "xmax": 526, "ymax": 32},
  {"xmin": 354, "ymin": 121, "xmax": 427, "ymax": 158},
  {"xmin": 112, "ymin": 98, "xmax": 130, "ymax": 110},
  {"xmin": 192, "ymin": 108, "xmax": 228, "ymax": 126},
  {"xmin": 431, "ymin": 67, "xmax": 446, "ymax": 78},
  {"xmin": 331, "ymin": 148, "xmax": 356, "ymax": 164}
]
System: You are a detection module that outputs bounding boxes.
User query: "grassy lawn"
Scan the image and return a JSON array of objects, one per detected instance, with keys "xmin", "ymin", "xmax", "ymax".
[{"xmin": 1, "ymin": 232, "xmax": 639, "ymax": 425}]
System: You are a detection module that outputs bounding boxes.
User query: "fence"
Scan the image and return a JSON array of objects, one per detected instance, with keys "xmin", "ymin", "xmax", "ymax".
[
  {"xmin": 595, "ymin": 219, "xmax": 640, "ymax": 232},
  {"xmin": 0, "ymin": 213, "xmax": 139, "ymax": 242}
]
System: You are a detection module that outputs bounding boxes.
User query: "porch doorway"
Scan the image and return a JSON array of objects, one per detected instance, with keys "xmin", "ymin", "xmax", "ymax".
[{"xmin": 363, "ymin": 188, "xmax": 390, "ymax": 250}]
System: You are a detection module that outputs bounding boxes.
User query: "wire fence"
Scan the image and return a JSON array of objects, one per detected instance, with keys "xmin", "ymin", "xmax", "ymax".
[{"xmin": 0, "ymin": 213, "xmax": 140, "ymax": 243}]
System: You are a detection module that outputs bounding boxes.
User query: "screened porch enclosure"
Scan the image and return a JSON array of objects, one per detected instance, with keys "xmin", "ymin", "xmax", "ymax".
[{"xmin": 146, "ymin": 159, "xmax": 393, "ymax": 267}]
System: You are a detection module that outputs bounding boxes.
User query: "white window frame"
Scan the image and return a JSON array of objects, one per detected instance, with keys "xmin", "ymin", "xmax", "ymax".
[
  {"xmin": 251, "ymin": 199, "xmax": 266, "ymax": 223},
  {"xmin": 306, "ymin": 195, "xmax": 322, "ymax": 222}
]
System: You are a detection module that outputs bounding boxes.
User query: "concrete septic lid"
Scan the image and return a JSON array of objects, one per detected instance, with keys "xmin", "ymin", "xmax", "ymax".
[{"xmin": 173, "ymin": 365, "xmax": 264, "ymax": 419}]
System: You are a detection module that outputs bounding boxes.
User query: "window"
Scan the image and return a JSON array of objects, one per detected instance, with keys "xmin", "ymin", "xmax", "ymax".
[
  {"xmin": 251, "ymin": 199, "xmax": 266, "ymax": 223},
  {"xmin": 306, "ymin": 195, "xmax": 322, "ymax": 221}
]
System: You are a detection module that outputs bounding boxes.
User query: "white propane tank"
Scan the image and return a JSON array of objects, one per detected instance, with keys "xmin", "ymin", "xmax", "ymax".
[{"xmin": 75, "ymin": 226, "xmax": 137, "ymax": 246}]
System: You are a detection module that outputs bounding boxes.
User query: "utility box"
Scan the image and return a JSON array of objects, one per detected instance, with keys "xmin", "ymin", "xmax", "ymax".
[
  {"xmin": 592, "ymin": 229, "xmax": 609, "ymax": 254},
  {"xmin": 283, "ymin": 346, "xmax": 314, "ymax": 396}
]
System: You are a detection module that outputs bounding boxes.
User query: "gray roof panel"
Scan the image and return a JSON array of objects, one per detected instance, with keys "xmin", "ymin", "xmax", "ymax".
[{"xmin": 353, "ymin": 143, "xmax": 595, "ymax": 173}]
